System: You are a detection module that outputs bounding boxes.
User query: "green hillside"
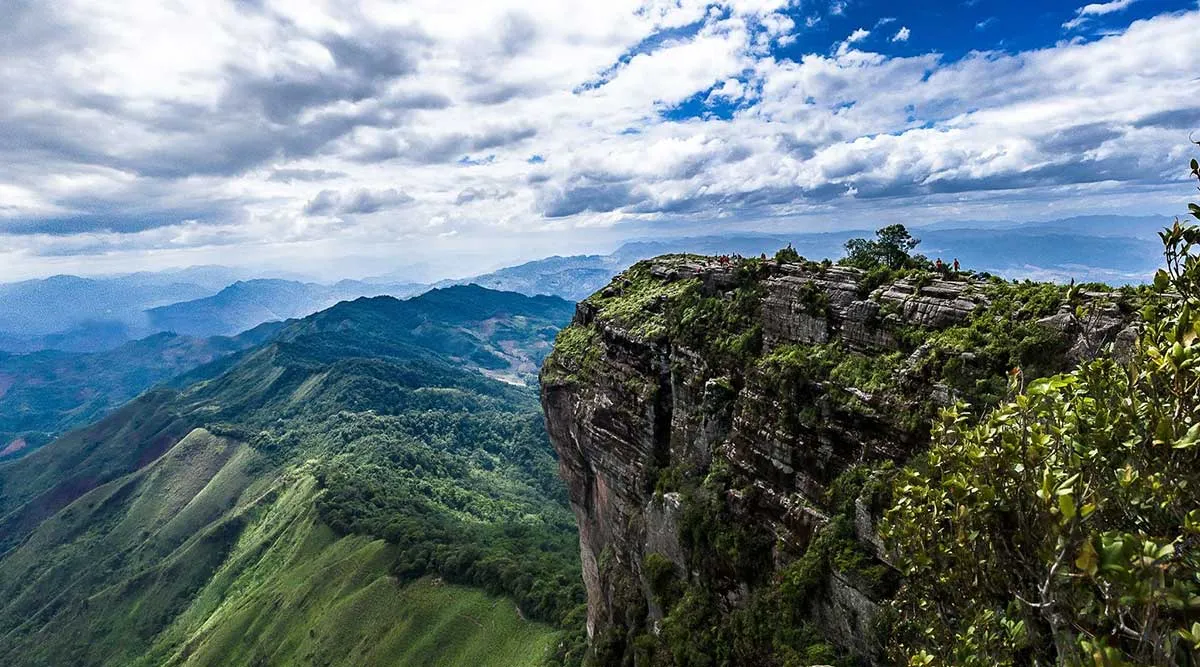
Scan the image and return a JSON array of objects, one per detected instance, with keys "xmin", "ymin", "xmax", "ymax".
[
  {"xmin": 0, "ymin": 285, "xmax": 581, "ymax": 666},
  {"xmin": 0, "ymin": 322, "xmax": 283, "ymax": 460}
]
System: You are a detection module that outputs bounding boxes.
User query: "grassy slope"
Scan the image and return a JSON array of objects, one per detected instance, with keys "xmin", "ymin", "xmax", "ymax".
[
  {"xmin": 0, "ymin": 287, "xmax": 577, "ymax": 666},
  {"xmin": 0, "ymin": 428, "xmax": 557, "ymax": 667},
  {"xmin": 144, "ymin": 475, "xmax": 555, "ymax": 667}
]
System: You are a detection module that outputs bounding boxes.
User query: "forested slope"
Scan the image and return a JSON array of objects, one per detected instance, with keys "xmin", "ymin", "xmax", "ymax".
[{"xmin": 0, "ymin": 285, "xmax": 582, "ymax": 666}]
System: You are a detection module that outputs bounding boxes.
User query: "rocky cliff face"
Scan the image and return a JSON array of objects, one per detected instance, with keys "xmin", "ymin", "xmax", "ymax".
[{"xmin": 540, "ymin": 255, "xmax": 1135, "ymax": 664}]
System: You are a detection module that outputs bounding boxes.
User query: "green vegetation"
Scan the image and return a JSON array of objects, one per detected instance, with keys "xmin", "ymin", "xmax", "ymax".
[
  {"xmin": 881, "ymin": 158, "xmax": 1200, "ymax": 665},
  {"xmin": 841, "ymin": 224, "xmax": 924, "ymax": 271},
  {"xmin": 0, "ymin": 324, "xmax": 280, "ymax": 459},
  {"xmin": 775, "ymin": 244, "xmax": 802, "ymax": 263},
  {"xmin": 545, "ymin": 166, "xmax": 1174, "ymax": 666},
  {"xmin": 668, "ymin": 274, "xmax": 766, "ymax": 370},
  {"xmin": 0, "ymin": 286, "xmax": 581, "ymax": 667},
  {"xmin": 544, "ymin": 324, "xmax": 603, "ymax": 384},
  {"xmin": 138, "ymin": 475, "xmax": 557, "ymax": 667},
  {"xmin": 908, "ymin": 279, "xmax": 1075, "ymax": 407},
  {"xmin": 582, "ymin": 260, "xmax": 703, "ymax": 341},
  {"xmin": 624, "ymin": 463, "xmax": 895, "ymax": 666}
]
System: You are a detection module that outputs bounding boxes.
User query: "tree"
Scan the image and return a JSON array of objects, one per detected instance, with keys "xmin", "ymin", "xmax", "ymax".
[
  {"xmin": 881, "ymin": 154, "xmax": 1200, "ymax": 666},
  {"xmin": 841, "ymin": 224, "xmax": 920, "ymax": 270},
  {"xmin": 775, "ymin": 244, "xmax": 802, "ymax": 263}
]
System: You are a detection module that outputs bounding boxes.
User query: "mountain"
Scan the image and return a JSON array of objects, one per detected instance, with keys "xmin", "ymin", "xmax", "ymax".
[
  {"xmin": 0, "ymin": 285, "xmax": 582, "ymax": 667},
  {"xmin": 145, "ymin": 278, "xmax": 426, "ymax": 338},
  {"xmin": 0, "ymin": 270, "xmax": 426, "ymax": 353},
  {"xmin": 449, "ymin": 219, "xmax": 1167, "ymax": 302},
  {"xmin": 0, "ymin": 274, "xmax": 216, "ymax": 349},
  {"xmin": 0, "ymin": 322, "xmax": 284, "ymax": 460},
  {"xmin": 540, "ymin": 254, "xmax": 1138, "ymax": 663},
  {"xmin": 917, "ymin": 213, "xmax": 1174, "ymax": 238},
  {"xmin": 449, "ymin": 255, "xmax": 622, "ymax": 301}
]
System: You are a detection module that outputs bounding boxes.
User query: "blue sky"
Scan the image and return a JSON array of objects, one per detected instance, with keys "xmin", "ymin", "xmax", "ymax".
[
  {"xmin": 668, "ymin": 0, "xmax": 1198, "ymax": 120},
  {"xmin": 0, "ymin": 0, "xmax": 1198, "ymax": 280}
]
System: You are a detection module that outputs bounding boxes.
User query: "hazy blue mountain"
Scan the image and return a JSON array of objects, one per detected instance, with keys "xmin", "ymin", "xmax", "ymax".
[
  {"xmin": 0, "ymin": 266, "xmax": 426, "ymax": 353},
  {"xmin": 917, "ymin": 214, "xmax": 1174, "ymax": 238},
  {"xmin": 145, "ymin": 278, "xmax": 426, "ymax": 338},
  {"xmin": 441, "ymin": 255, "xmax": 623, "ymax": 301},
  {"xmin": 0, "ymin": 322, "xmax": 285, "ymax": 460},
  {"xmin": 0, "ymin": 274, "xmax": 215, "ymax": 340},
  {"xmin": 449, "ymin": 218, "xmax": 1168, "ymax": 301},
  {"xmin": 0, "ymin": 320, "xmax": 141, "ymax": 354},
  {"xmin": 103, "ymin": 265, "xmax": 254, "ymax": 291}
]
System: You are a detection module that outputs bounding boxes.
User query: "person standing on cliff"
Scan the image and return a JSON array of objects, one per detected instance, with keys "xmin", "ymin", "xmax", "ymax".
[{"xmin": 952, "ymin": 258, "xmax": 960, "ymax": 274}]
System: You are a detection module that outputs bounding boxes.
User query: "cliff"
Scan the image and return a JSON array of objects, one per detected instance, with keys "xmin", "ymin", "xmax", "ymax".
[{"xmin": 540, "ymin": 254, "xmax": 1136, "ymax": 664}]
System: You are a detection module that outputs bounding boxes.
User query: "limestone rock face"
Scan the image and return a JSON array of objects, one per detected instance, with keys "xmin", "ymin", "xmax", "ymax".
[{"xmin": 540, "ymin": 256, "xmax": 1133, "ymax": 660}]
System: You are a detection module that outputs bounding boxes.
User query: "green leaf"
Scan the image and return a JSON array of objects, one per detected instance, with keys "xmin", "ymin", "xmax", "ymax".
[
  {"xmin": 1059, "ymin": 493, "xmax": 1076, "ymax": 522},
  {"xmin": 1075, "ymin": 540, "xmax": 1098, "ymax": 577},
  {"xmin": 1174, "ymin": 422, "xmax": 1200, "ymax": 449}
]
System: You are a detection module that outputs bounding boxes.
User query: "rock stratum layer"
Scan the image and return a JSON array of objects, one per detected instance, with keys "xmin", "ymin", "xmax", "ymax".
[{"xmin": 540, "ymin": 254, "xmax": 1135, "ymax": 664}]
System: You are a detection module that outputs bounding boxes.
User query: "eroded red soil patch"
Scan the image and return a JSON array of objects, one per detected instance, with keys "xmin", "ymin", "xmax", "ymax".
[{"xmin": 1, "ymin": 437, "xmax": 28, "ymax": 456}]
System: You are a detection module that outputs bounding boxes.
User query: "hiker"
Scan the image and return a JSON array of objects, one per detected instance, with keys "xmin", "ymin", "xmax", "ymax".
[
  {"xmin": 935, "ymin": 258, "xmax": 945, "ymax": 274},
  {"xmin": 952, "ymin": 258, "xmax": 960, "ymax": 274}
]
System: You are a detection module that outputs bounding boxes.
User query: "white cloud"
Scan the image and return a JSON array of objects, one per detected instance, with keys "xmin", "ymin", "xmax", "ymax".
[
  {"xmin": 835, "ymin": 28, "xmax": 870, "ymax": 56},
  {"xmin": 1064, "ymin": 0, "xmax": 1137, "ymax": 30},
  {"xmin": 0, "ymin": 1, "xmax": 1196, "ymax": 280},
  {"xmin": 891, "ymin": 26, "xmax": 911, "ymax": 42}
]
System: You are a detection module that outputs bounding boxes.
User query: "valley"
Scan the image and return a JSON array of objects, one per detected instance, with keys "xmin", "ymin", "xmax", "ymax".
[
  {"xmin": 3, "ymin": 1, "xmax": 1198, "ymax": 664},
  {"xmin": 0, "ymin": 286, "xmax": 581, "ymax": 666}
]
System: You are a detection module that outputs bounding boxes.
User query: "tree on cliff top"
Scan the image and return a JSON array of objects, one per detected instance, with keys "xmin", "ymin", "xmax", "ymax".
[
  {"xmin": 882, "ymin": 153, "xmax": 1200, "ymax": 666},
  {"xmin": 840, "ymin": 224, "xmax": 921, "ymax": 270}
]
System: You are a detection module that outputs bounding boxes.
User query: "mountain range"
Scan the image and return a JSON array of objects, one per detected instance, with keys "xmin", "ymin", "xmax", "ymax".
[
  {"xmin": 0, "ymin": 322, "xmax": 284, "ymax": 460},
  {"xmin": 0, "ymin": 216, "xmax": 1169, "ymax": 357},
  {"xmin": 145, "ymin": 278, "xmax": 425, "ymax": 338},
  {"xmin": 0, "ymin": 285, "xmax": 581, "ymax": 666},
  {"xmin": 441, "ymin": 216, "xmax": 1168, "ymax": 301},
  {"xmin": 0, "ymin": 276, "xmax": 423, "ymax": 353}
]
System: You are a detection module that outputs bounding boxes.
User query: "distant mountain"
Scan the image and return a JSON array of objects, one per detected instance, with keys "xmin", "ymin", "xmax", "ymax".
[
  {"xmin": 0, "ymin": 321, "xmax": 284, "ymax": 460},
  {"xmin": 0, "ymin": 274, "xmax": 215, "ymax": 341},
  {"xmin": 0, "ymin": 268, "xmax": 427, "ymax": 353},
  {"xmin": 0, "ymin": 319, "xmax": 141, "ymax": 354},
  {"xmin": 917, "ymin": 214, "xmax": 1174, "ymax": 238},
  {"xmin": 102, "ymin": 265, "xmax": 255, "ymax": 291},
  {"xmin": 450, "ymin": 220, "xmax": 1167, "ymax": 301},
  {"xmin": 145, "ymin": 278, "xmax": 426, "ymax": 338},
  {"xmin": 280, "ymin": 284, "xmax": 574, "ymax": 385},
  {"xmin": 438, "ymin": 255, "xmax": 621, "ymax": 301},
  {"xmin": 0, "ymin": 284, "xmax": 579, "ymax": 666}
]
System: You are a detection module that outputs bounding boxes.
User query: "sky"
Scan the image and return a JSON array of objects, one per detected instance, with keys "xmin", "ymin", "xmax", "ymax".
[{"xmin": 1, "ymin": 0, "xmax": 1199, "ymax": 281}]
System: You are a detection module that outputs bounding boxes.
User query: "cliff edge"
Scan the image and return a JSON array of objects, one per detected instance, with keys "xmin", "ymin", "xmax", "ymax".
[{"xmin": 540, "ymin": 254, "xmax": 1135, "ymax": 664}]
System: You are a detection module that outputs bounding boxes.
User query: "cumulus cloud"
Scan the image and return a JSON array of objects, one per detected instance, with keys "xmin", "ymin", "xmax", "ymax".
[
  {"xmin": 835, "ymin": 28, "xmax": 871, "ymax": 55},
  {"xmin": 0, "ymin": 0, "xmax": 1197, "ymax": 280},
  {"xmin": 1064, "ymin": 0, "xmax": 1137, "ymax": 30},
  {"xmin": 303, "ymin": 188, "xmax": 413, "ymax": 216},
  {"xmin": 268, "ymin": 169, "xmax": 347, "ymax": 183}
]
